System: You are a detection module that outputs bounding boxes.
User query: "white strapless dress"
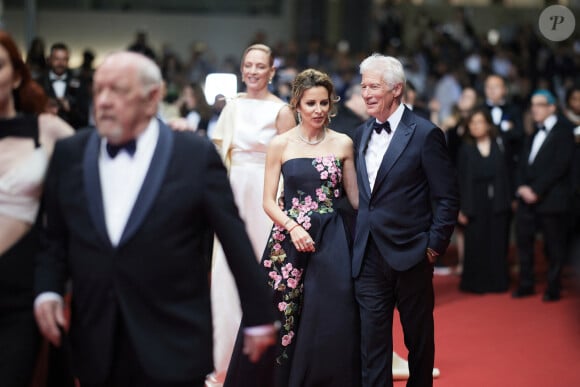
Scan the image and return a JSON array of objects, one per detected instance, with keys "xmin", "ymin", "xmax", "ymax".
[{"xmin": 210, "ymin": 98, "xmax": 286, "ymax": 383}]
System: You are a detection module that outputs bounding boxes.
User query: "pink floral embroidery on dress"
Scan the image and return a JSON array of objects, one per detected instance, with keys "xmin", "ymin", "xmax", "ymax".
[{"xmin": 262, "ymin": 155, "xmax": 343, "ymax": 365}]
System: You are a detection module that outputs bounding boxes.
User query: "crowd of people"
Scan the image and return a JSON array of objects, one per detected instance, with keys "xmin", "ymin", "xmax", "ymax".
[{"xmin": 0, "ymin": 6, "xmax": 579, "ymax": 387}]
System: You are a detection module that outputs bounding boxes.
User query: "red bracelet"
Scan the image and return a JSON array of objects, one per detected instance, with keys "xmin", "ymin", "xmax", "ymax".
[{"xmin": 287, "ymin": 224, "xmax": 300, "ymax": 233}]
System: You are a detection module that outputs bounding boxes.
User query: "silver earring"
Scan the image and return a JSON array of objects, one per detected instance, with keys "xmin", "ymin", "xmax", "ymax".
[{"xmin": 297, "ymin": 111, "xmax": 302, "ymax": 124}]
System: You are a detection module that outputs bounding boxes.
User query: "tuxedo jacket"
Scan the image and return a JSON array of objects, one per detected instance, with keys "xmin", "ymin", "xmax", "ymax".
[
  {"xmin": 38, "ymin": 69, "xmax": 90, "ymax": 129},
  {"xmin": 353, "ymin": 107, "xmax": 459, "ymax": 274},
  {"xmin": 516, "ymin": 116, "xmax": 575, "ymax": 213},
  {"xmin": 35, "ymin": 121, "xmax": 276, "ymax": 383},
  {"xmin": 482, "ymin": 102, "xmax": 524, "ymax": 169}
]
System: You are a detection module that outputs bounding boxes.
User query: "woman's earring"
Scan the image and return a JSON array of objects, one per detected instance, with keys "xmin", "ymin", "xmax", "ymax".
[{"xmin": 297, "ymin": 111, "xmax": 302, "ymax": 124}]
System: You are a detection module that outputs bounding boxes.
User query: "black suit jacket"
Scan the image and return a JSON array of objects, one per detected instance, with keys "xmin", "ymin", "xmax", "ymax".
[
  {"xmin": 482, "ymin": 103, "xmax": 524, "ymax": 167},
  {"xmin": 516, "ymin": 117, "xmax": 575, "ymax": 213},
  {"xmin": 331, "ymin": 104, "xmax": 365, "ymax": 140},
  {"xmin": 35, "ymin": 121, "xmax": 276, "ymax": 383},
  {"xmin": 352, "ymin": 107, "xmax": 459, "ymax": 273},
  {"xmin": 38, "ymin": 69, "xmax": 90, "ymax": 129}
]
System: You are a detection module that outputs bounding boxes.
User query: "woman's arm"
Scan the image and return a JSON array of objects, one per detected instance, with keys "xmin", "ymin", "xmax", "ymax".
[
  {"xmin": 263, "ymin": 137, "xmax": 315, "ymax": 252},
  {"xmin": 38, "ymin": 113, "xmax": 74, "ymax": 155},
  {"xmin": 275, "ymin": 104, "xmax": 296, "ymax": 134},
  {"xmin": 341, "ymin": 136, "xmax": 359, "ymax": 210}
]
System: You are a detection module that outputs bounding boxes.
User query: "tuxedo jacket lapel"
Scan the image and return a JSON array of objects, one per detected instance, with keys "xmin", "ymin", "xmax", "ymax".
[
  {"xmin": 372, "ymin": 111, "xmax": 415, "ymax": 193},
  {"xmin": 119, "ymin": 120, "xmax": 174, "ymax": 246},
  {"xmin": 82, "ymin": 130, "xmax": 111, "ymax": 248},
  {"xmin": 358, "ymin": 121, "xmax": 374, "ymax": 198}
]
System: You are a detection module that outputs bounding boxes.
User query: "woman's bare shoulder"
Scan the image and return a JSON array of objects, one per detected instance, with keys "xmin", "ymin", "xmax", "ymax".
[{"xmin": 38, "ymin": 113, "xmax": 75, "ymax": 140}]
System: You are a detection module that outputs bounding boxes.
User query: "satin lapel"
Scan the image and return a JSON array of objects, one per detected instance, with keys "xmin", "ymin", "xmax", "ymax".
[
  {"xmin": 82, "ymin": 130, "xmax": 111, "ymax": 248},
  {"xmin": 118, "ymin": 119, "xmax": 174, "ymax": 247},
  {"xmin": 372, "ymin": 111, "xmax": 415, "ymax": 194},
  {"xmin": 535, "ymin": 125, "xmax": 559, "ymax": 158},
  {"xmin": 358, "ymin": 121, "xmax": 374, "ymax": 198}
]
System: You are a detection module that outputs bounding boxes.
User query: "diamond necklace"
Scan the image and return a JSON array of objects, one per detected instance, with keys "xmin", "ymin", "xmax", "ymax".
[{"xmin": 298, "ymin": 126, "xmax": 326, "ymax": 145}]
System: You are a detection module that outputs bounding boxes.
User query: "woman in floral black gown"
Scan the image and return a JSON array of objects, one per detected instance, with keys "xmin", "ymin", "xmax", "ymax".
[{"xmin": 225, "ymin": 69, "xmax": 359, "ymax": 387}]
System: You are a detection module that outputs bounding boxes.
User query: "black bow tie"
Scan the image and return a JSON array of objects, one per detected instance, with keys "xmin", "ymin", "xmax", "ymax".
[
  {"xmin": 373, "ymin": 121, "xmax": 391, "ymax": 134},
  {"xmin": 106, "ymin": 139, "xmax": 137, "ymax": 158},
  {"xmin": 50, "ymin": 74, "xmax": 67, "ymax": 82},
  {"xmin": 537, "ymin": 125, "xmax": 546, "ymax": 132}
]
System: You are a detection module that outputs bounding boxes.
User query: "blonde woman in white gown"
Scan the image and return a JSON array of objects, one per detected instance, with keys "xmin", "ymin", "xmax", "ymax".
[{"xmin": 207, "ymin": 44, "xmax": 295, "ymax": 386}]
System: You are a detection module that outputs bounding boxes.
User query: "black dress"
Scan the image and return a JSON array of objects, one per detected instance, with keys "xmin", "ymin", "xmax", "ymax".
[
  {"xmin": 458, "ymin": 141, "xmax": 511, "ymax": 293},
  {"xmin": 225, "ymin": 156, "xmax": 360, "ymax": 387},
  {"xmin": 0, "ymin": 115, "xmax": 42, "ymax": 387}
]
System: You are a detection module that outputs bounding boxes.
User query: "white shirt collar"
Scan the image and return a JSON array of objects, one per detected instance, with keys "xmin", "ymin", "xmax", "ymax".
[
  {"xmin": 539, "ymin": 114, "xmax": 557, "ymax": 132},
  {"xmin": 49, "ymin": 71, "xmax": 67, "ymax": 81},
  {"xmin": 100, "ymin": 118, "xmax": 158, "ymax": 160},
  {"xmin": 378, "ymin": 102, "xmax": 405, "ymax": 134}
]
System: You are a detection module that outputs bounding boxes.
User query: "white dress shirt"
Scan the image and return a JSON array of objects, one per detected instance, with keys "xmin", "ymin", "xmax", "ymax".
[
  {"xmin": 49, "ymin": 71, "xmax": 67, "ymax": 99},
  {"xmin": 99, "ymin": 119, "xmax": 159, "ymax": 246},
  {"xmin": 528, "ymin": 114, "xmax": 556, "ymax": 164},
  {"xmin": 365, "ymin": 103, "xmax": 405, "ymax": 191}
]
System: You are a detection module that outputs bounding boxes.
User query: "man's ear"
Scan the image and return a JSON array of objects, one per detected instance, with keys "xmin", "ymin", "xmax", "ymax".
[
  {"xmin": 146, "ymin": 83, "xmax": 164, "ymax": 114},
  {"xmin": 392, "ymin": 83, "xmax": 404, "ymax": 98}
]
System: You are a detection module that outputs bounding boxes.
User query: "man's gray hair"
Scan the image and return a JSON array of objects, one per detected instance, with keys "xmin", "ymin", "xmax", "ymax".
[
  {"xmin": 137, "ymin": 54, "xmax": 163, "ymax": 92},
  {"xmin": 360, "ymin": 53, "xmax": 406, "ymax": 92}
]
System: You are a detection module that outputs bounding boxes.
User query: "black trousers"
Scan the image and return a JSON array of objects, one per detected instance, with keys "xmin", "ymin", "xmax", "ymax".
[
  {"xmin": 354, "ymin": 236, "xmax": 435, "ymax": 387},
  {"xmin": 516, "ymin": 202, "xmax": 569, "ymax": 294},
  {"xmin": 81, "ymin": 318, "xmax": 205, "ymax": 387}
]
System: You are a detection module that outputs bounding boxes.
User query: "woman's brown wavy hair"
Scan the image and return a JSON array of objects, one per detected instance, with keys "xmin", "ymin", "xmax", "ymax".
[{"xmin": 0, "ymin": 30, "xmax": 47, "ymax": 114}]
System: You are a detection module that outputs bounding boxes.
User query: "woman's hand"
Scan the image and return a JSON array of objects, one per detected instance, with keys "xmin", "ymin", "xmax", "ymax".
[
  {"xmin": 458, "ymin": 211, "xmax": 469, "ymax": 226},
  {"xmin": 289, "ymin": 225, "xmax": 315, "ymax": 253},
  {"xmin": 167, "ymin": 117, "xmax": 192, "ymax": 131}
]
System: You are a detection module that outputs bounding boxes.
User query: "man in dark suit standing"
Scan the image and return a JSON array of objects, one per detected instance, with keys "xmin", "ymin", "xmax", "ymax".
[
  {"xmin": 482, "ymin": 74, "xmax": 524, "ymax": 189},
  {"xmin": 34, "ymin": 51, "xmax": 277, "ymax": 387},
  {"xmin": 39, "ymin": 42, "xmax": 90, "ymax": 129},
  {"xmin": 512, "ymin": 89, "xmax": 575, "ymax": 302},
  {"xmin": 352, "ymin": 54, "xmax": 458, "ymax": 387}
]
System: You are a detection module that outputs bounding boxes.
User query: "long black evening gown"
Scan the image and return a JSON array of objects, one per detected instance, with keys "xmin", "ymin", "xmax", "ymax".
[
  {"xmin": 225, "ymin": 155, "xmax": 360, "ymax": 387},
  {"xmin": 458, "ymin": 142, "xmax": 511, "ymax": 293}
]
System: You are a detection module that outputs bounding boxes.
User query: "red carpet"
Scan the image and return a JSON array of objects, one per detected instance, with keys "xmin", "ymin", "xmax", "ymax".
[{"xmin": 393, "ymin": 268, "xmax": 580, "ymax": 386}]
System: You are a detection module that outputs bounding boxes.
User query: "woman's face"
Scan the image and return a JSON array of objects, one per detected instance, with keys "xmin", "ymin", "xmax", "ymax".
[
  {"xmin": 568, "ymin": 90, "xmax": 580, "ymax": 115},
  {"xmin": 458, "ymin": 88, "xmax": 477, "ymax": 113},
  {"xmin": 0, "ymin": 44, "xmax": 19, "ymax": 109},
  {"xmin": 297, "ymin": 86, "xmax": 330, "ymax": 130},
  {"xmin": 181, "ymin": 85, "xmax": 197, "ymax": 109},
  {"xmin": 467, "ymin": 112, "xmax": 490, "ymax": 140},
  {"xmin": 241, "ymin": 49, "xmax": 273, "ymax": 93}
]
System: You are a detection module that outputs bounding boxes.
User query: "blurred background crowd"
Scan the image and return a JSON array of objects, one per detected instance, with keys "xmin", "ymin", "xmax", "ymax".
[{"xmin": 1, "ymin": 0, "xmax": 578, "ymax": 287}]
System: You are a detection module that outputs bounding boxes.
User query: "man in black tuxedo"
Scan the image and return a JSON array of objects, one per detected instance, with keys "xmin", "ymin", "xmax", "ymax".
[
  {"xmin": 512, "ymin": 89, "xmax": 575, "ymax": 302},
  {"xmin": 352, "ymin": 54, "xmax": 458, "ymax": 387},
  {"xmin": 34, "ymin": 52, "xmax": 277, "ymax": 387},
  {"xmin": 39, "ymin": 42, "xmax": 90, "ymax": 129},
  {"xmin": 482, "ymin": 74, "xmax": 524, "ymax": 190}
]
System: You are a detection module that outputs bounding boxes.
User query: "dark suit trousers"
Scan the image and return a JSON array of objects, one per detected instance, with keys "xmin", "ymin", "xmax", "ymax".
[
  {"xmin": 354, "ymin": 236, "xmax": 434, "ymax": 387},
  {"xmin": 516, "ymin": 202, "xmax": 568, "ymax": 294},
  {"xmin": 81, "ymin": 317, "xmax": 205, "ymax": 387}
]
